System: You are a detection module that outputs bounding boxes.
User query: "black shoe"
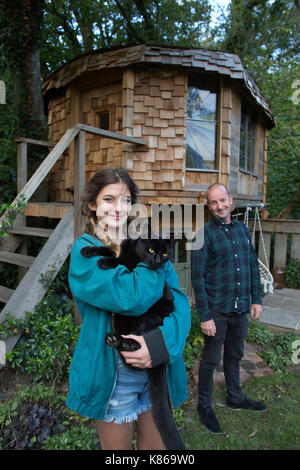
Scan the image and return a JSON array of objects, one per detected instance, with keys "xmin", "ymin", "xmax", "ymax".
[
  {"xmin": 226, "ymin": 397, "xmax": 267, "ymax": 412},
  {"xmin": 197, "ymin": 405, "xmax": 222, "ymax": 434}
]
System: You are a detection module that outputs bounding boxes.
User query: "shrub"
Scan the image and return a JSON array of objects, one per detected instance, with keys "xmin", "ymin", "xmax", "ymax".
[
  {"xmin": 183, "ymin": 310, "xmax": 204, "ymax": 369},
  {"xmin": 246, "ymin": 319, "xmax": 275, "ymax": 345},
  {"xmin": 1, "ymin": 263, "xmax": 80, "ymax": 383},
  {"xmin": 246, "ymin": 319, "xmax": 299, "ymax": 371},
  {"xmin": 42, "ymin": 425, "xmax": 99, "ymax": 450},
  {"xmin": 261, "ymin": 332, "xmax": 299, "ymax": 371},
  {"xmin": 285, "ymin": 258, "xmax": 300, "ymax": 289}
]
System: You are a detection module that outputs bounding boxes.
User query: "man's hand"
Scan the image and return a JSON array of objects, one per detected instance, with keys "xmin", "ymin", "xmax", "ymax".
[
  {"xmin": 120, "ymin": 335, "xmax": 152, "ymax": 368},
  {"xmin": 250, "ymin": 304, "xmax": 262, "ymax": 320},
  {"xmin": 201, "ymin": 319, "xmax": 216, "ymax": 336}
]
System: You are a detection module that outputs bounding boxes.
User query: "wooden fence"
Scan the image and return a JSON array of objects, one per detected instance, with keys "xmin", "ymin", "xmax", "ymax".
[{"xmin": 249, "ymin": 219, "xmax": 300, "ymax": 269}]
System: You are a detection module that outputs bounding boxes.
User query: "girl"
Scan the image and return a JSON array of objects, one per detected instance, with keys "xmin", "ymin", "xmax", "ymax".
[{"xmin": 66, "ymin": 167, "xmax": 190, "ymax": 450}]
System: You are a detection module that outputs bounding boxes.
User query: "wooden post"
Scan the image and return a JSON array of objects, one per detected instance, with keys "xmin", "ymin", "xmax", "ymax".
[
  {"xmin": 73, "ymin": 130, "xmax": 86, "ymax": 325},
  {"xmin": 17, "ymin": 141, "xmax": 28, "ymax": 192},
  {"xmin": 17, "ymin": 141, "xmax": 28, "ymax": 280},
  {"xmin": 74, "ymin": 130, "xmax": 86, "ymax": 241}
]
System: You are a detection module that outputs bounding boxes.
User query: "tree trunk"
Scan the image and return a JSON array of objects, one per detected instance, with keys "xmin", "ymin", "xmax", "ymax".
[{"xmin": 0, "ymin": 0, "xmax": 46, "ymax": 139}]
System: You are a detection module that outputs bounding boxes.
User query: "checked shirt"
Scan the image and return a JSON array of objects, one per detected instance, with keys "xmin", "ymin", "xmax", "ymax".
[{"xmin": 191, "ymin": 216, "xmax": 262, "ymax": 322}]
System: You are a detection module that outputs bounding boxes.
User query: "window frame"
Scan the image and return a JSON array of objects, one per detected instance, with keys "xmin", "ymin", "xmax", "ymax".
[
  {"xmin": 239, "ymin": 102, "xmax": 257, "ymax": 175},
  {"xmin": 93, "ymin": 104, "xmax": 115, "ymax": 132},
  {"xmin": 186, "ymin": 76, "xmax": 219, "ymax": 171}
]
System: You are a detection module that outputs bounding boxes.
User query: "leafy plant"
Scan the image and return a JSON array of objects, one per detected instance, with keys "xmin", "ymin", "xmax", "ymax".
[
  {"xmin": 4, "ymin": 403, "xmax": 59, "ymax": 450},
  {"xmin": 0, "ymin": 195, "xmax": 26, "ymax": 246},
  {"xmin": 183, "ymin": 310, "xmax": 204, "ymax": 370},
  {"xmin": 285, "ymin": 258, "xmax": 300, "ymax": 289},
  {"xmin": 0, "ymin": 382, "xmax": 98, "ymax": 450},
  {"xmin": 261, "ymin": 332, "xmax": 299, "ymax": 372},
  {"xmin": 246, "ymin": 319, "xmax": 299, "ymax": 372},
  {"xmin": 2, "ymin": 262, "xmax": 80, "ymax": 383},
  {"xmin": 42, "ymin": 425, "xmax": 99, "ymax": 450},
  {"xmin": 246, "ymin": 319, "xmax": 275, "ymax": 345}
]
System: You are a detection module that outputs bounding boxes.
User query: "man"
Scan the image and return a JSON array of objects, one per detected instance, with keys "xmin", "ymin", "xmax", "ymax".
[{"xmin": 191, "ymin": 183, "xmax": 266, "ymax": 435}]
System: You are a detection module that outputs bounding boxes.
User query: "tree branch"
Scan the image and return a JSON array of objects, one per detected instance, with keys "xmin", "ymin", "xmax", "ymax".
[
  {"xmin": 276, "ymin": 41, "xmax": 300, "ymax": 60},
  {"xmin": 113, "ymin": 0, "xmax": 144, "ymax": 43}
]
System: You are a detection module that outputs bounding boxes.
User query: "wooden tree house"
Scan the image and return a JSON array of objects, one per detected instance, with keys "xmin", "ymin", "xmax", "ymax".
[{"xmin": 0, "ymin": 44, "xmax": 275, "ymax": 355}]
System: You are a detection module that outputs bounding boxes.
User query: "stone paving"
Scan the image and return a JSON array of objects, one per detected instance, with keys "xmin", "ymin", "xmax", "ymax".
[
  {"xmin": 192, "ymin": 342, "xmax": 274, "ymax": 387},
  {"xmin": 261, "ymin": 288, "xmax": 300, "ymax": 331}
]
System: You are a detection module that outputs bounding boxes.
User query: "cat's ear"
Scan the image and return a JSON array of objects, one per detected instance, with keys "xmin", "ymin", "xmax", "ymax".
[{"xmin": 135, "ymin": 238, "xmax": 146, "ymax": 258}]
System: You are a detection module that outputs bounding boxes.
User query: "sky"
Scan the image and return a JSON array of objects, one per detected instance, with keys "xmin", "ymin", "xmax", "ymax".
[{"xmin": 209, "ymin": 0, "xmax": 231, "ymax": 25}]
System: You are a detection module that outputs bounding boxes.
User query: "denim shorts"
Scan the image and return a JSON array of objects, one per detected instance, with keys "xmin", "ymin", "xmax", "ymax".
[{"xmin": 102, "ymin": 356, "xmax": 152, "ymax": 424}]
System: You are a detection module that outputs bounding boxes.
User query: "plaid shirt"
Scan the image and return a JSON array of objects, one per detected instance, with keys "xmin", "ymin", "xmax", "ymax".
[{"xmin": 191, "ymin": 216, "xmax": 262, "ymax": 322}]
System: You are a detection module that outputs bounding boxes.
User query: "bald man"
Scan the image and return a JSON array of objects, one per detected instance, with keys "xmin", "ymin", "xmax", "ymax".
[{"xmin": 191, "ymin": 184, "xmax": 266, "ymax": 434}]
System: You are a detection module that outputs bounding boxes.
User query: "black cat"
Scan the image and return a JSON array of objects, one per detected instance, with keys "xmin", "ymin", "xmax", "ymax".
[{"xmin": 81, "ymin": 235, "xmax": 186, "ymax": 450}]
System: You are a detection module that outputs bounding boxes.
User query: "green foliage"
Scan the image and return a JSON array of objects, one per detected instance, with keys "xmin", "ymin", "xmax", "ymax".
[
  {"xmin": 246, "ymin": 319, "xmax": 275, "ymax": 345},
  {"xmin": 42, "ymin": 425, "xmax": 99, "ymax": 450},
  {"xmin": 183, "ymin": 310, "xmax": 204, "ymax": 369},
  {"xmin": 0, "ymin": 195, "xmax": 26, "ymax": 245},
  {"xmin": 42, "ymin": 0, "xmax": 212, "ymax": 74},
  {"xmin": 1, "ymin": 263, "xmax": 80, "ymax": 383},
  {"xmin": 0, "ymin": 382, "xmax": 98, "ymax": 450},
  {"xmin": 285, "ymin": 258, "xmax": 300, "ymax": 288},
  {"xmin": 262, "ymin": 332, "xmax": 299, "ymax": 371},
  {"xmin": 0, "ymin": 383, "xmax": 64, "ymax": 429},
  {"xmin": 0, "ymin": 69, "xmax": 19, "ymax": 205},
  {"xmin": 246, "ymin": 319, "xmax": 299, "ymax": 371},
  {"xmin": 216, "ymin": 0, "xmax": 300, "ymax": 219},
  {"xmin": 173, "ymin": 406, "xmax": 185, "ymax": 430}
]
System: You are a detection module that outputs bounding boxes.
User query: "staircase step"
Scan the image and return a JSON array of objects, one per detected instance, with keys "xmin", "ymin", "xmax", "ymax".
[
  {"xmin": 10, "ymin": 226, "xmax": 54, "ymax": 237},
  {"xmin": 25, "ymin": 202, "xmax": 73, "ymax": 219},
  {"xmin": 0, "ymin": 286, "xmax": 15, "ymax": 303},
  {"xmin": 0, "ymin": 251, "xmax": 35, "ymax": 268},
  {"xmin": 0, "ymin": 207, "xmax": 74, "ymax": 356}
]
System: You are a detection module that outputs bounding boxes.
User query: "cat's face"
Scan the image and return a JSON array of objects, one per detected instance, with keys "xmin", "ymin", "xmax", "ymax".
[{"xmin": 136, "ymin": 238, "xmax": 175, "ymax": 269}]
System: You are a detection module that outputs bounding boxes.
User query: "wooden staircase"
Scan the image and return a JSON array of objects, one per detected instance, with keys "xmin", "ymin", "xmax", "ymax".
[{"xmin": 0, "ymin": 124, "xmax": 146, "ymax": 358}]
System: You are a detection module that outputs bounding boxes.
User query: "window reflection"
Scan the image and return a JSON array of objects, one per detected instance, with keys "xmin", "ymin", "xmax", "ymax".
[
  {"xmin": 239, "ymin": 104, "xmax": 256, "ymax": 173},
  {"xmin": 186, "ymin": 87, "xmax": 217, "ymax": 170}
]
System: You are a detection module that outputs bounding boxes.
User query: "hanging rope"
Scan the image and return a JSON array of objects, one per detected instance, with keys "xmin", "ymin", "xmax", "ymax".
[{"xmin": 244, "ymin": 207, "xmax": 274, "ymax": 294}]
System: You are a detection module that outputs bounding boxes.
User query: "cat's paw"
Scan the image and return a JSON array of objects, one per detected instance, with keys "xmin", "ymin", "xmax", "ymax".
[
  {"xmin": 105, "ymin": 333, "xmax": 120, "ymax": 348},
  {"xmin": 97, "ymin": 257, "xmax": 120, "ymax": 269},
  {"xmin": 81, "ymin": 246, "xmax": 98, "ymax": 258},
  {"xmin": 105, "ymin": 333, "xmax": 140, "ymax": 351}
]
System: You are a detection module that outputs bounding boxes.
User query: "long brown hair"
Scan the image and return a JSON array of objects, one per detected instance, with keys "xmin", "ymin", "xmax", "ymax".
[{"xmin": 81, "ymin": 167, "xmax": 139, "ymax": 249}]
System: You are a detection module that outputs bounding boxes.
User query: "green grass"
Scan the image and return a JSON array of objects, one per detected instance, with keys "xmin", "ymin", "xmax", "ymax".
[{"xmin": 181, "ymin": 371, "xmax": 300, "ymax": 450}]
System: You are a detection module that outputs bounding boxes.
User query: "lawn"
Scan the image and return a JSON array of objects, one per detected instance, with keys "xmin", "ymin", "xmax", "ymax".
[
  {"xmin": 181, "ymin": 370, "xmax": 300, "ymax": 450},
  {"xmin": 0, "ymin": 284, "xmax": 299, "ymax": 450}
]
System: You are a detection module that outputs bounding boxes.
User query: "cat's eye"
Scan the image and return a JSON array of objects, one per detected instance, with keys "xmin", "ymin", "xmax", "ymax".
[
  {"xmin": 163, "ymin": 253, "xmax": 168, "ymax": 257},
  {"xmin": 149, "ymin": 248, "xmax": 155, "ymax": 254}
]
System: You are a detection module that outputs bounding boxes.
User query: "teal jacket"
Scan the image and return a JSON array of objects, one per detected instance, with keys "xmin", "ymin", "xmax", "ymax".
[{"xmin": 66, "ymin": 234, "xmax": 191, "ymax": 420}]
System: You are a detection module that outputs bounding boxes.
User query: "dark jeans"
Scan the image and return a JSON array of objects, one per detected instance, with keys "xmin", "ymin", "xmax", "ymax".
[{"xmin": 198, "ymin": 311, "xmax": 249, "ymax": 408}]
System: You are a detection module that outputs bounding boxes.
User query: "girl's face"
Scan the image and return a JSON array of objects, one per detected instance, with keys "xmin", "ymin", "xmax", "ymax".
[{"xmin": 88, "ymin": 182, "xmax": 132, "ymax": 233}]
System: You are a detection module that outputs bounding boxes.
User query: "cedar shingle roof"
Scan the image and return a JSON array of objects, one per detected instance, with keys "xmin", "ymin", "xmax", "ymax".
[{"xmin": 43, "ymin": 44, "xmax": 274, "ymax": 126}]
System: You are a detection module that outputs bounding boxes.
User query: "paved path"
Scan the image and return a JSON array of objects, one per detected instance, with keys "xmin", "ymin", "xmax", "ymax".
[{"xmin": 261, "ymin": 288, "xmax": 300, "ymax": 330}]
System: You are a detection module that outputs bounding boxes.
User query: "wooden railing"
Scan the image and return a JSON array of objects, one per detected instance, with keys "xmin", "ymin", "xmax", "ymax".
[
  {"xmin": 249, "ymin": 219, "xmax": 300, "ymax": 269},
  {"xmin": 2, "ymin": 124, "xmax": 147, "ymax": 240}
]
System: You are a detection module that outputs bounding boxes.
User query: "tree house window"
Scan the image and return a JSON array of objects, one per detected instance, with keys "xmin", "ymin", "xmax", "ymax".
[
  {"xmin": 98, "ymin": 110, "xmax": 110, "ymax": 130},
  {"xmin": 239, "ymin": 103, "xmax": 256, "ymax": 173},
  {"xmin": 186, "ymin": 84, "xmax": 217, "ymax": 170}
]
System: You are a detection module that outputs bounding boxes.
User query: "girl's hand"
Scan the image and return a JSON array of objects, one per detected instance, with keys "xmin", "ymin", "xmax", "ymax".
[{"xmin": 120, "ymin": 335, "xmax": 152, "ymax": 368}]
